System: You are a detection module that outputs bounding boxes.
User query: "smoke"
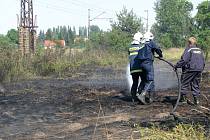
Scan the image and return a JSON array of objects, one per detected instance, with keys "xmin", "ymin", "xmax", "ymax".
[
  {"xmin": 126, "ymin": 61, "xmax": 178, "ymax": 91},
  {"xmin": 126, "ymin": 64, "xmax": 133, "ymax": 90},
  {"xmin": 154, "ymin": 61, "xmax": 178, "ymax": 90}
]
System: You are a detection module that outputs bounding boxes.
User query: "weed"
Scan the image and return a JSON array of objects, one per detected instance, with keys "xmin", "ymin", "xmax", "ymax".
[{"xmin": 135, "ymin": 124, "xmax": 208, "ymax": 140}]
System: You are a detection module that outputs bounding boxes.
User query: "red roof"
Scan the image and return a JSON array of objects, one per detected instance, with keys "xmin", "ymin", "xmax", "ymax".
[{"xmin": 44, "ymin": 40, "xmax": 65, "ymax": 48}]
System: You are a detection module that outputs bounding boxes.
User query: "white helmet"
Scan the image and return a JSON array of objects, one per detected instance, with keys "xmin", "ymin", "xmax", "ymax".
[
  {"xmin": 133, "ymin": 32, "xmax": 143, "ymax": 43},
  {"xmin": 144, "ymin": 32, "xmax": 154, "ymax": 41}
]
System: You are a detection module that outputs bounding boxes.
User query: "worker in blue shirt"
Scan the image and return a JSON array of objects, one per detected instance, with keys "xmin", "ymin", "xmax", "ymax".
[
  {"xmin": 174, "ymin": 37, "xmax": 205, "ymax": 105},
  {"xmin": 136, "ymin": 32, "xmax": 163, "ymax": 104}
]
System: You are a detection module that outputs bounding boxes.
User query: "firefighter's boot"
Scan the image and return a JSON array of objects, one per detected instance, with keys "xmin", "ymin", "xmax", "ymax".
[
  {"xmin": 131, "ymin": 91, "xmax": 138, "ymax": 102},
  {"xmin": 193, "ymin": 95, "xmax": 199, "ymax": 105},
  {"xmin": 136, "ymin": 91, "xmax": 147, "ymax": 105},
  {"xmin": 179, "ymin": 94, "xmax": 187, "ymax": 104}
]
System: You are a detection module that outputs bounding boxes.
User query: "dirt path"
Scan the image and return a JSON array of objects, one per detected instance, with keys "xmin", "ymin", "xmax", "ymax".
[{"xmin": 0, "ymin": 62, "xmax": 209, "ymax": 139}]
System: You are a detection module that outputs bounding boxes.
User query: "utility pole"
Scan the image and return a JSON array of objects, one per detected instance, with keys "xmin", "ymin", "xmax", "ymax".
[
  {"xmin": 87, "ymin": 9, "xmax": 111, "ymax": 39},
  {"xmin": 18, "ymin": 0, "xmax": 37, "ymax": 55},
  {"xmin": 144, "ymin": 10, "xmax": 149, "ymax": 32},
  {"xmin": 88, "ymin": 9, "xmax": 90, "ymax": 39}
]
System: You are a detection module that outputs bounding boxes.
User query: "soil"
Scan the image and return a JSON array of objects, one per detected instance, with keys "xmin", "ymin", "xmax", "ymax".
[{"xmin": 0, "ymin": 61, "xmax": 209, "ymax": 140}]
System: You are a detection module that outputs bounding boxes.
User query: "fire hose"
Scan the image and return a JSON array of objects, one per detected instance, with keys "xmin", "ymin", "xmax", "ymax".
[{"xmin": 155, "ymin": 56, "xmax": 181, "ymax": 114}]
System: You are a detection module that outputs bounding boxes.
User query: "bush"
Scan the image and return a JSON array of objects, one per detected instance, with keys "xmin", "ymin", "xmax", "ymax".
[
  {"xmin": 158, "ymin": 33, "xmax": 174, "ymax": 48},
  {"xmin": 0, "ymin": 47, "xmax": 32, "ymax": 82},
  {"xmin": 0, "ymin": 45, "xmax": 128, "ymax": 82}
]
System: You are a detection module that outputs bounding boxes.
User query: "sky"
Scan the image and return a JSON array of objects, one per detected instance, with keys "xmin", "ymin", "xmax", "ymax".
[{"xmin": 0, "ymin": 0, "xmax": 205, "ymax": 35}]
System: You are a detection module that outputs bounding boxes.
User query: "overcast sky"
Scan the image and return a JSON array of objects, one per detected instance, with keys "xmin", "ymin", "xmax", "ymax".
[{"xmin": 0, "ymin": 0, "xmax": 205, "ymax": 34}]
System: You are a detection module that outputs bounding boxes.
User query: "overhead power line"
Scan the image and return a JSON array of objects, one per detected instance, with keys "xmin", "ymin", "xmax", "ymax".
[
  {"xmin": 59, "ymin": 0, "xmax": 115, "ymax": 13},
  {"xmin": 35, "ymin": 0, "xmax": 87, "ymax": 16},
  {"xmin": 88, "ymin": 9, "xmax": 112, "ymax": 38}
]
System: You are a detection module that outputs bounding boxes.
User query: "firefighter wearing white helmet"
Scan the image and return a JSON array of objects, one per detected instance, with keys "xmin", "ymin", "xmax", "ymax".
[
  {"xmin": 144, "ymin": 32, "xmax": 154, "ymax": 41},
  {"xmin": 131, "ymin": 32, "xmax": 144, "ymax": 44},
  {"xmin": 128, "ymin": 32, "xmax": 144, "ymax": 102},
  {"xmin": 133, "ymin": 31, "xmax": 163, "ymax": 104}
]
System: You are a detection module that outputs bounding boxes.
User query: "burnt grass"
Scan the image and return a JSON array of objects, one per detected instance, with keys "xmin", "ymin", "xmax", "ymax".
[{"xmin": 0, "ymin": 64, "xmax": 209, "ymax": 139}]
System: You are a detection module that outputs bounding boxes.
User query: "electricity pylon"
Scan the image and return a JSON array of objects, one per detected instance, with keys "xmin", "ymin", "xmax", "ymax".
[{"xmin": 18, "ymin": 0, "xmax": 37, "ymax": 55}]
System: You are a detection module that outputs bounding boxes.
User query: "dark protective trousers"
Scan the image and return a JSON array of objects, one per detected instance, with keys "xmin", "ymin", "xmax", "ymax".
[
  {"xmin": 131, "ymin": 61, "xmax": 155, "ymax": 97},
  {"xmin": 131, "ymin": 72, "xmax": 142, "ymax": 100},
  {"xmin": 131, "ymin": 72, "xmax": 146, "ymax": 97},
  {"xmin": 181, "ymin": 71, "xmax": 201, "ymax": 96},
  {"xmin": 138, "ymin": 61, "xmax": 155, "ymax": 93}
]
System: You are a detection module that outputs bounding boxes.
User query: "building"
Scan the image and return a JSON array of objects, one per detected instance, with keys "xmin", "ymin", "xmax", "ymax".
[{"xmin": 44, "ymin": 40, "xmax": 65, "ymax": 49}]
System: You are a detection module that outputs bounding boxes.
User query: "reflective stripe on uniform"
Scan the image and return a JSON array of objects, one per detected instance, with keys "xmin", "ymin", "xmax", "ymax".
[
  {"xmin": 129, "ymin": 47, "xmax": 140, "ymax": 51},
  {"xmin": 187, "ymin": 48, "xmax": 201, "ymax": 52},
  {"xmin": 193, "ymin": 50, "xmax": 201, "ymax": 54},
  {"xmin": 129, "ymin": 52, "xmax": 138, "ymax": 56},
  {"xmin": 130, "ymin": 69, "xmax": 142, "ymax": 74},
  {"xmin": 139, "ymin": 45, "xmax": 145, "ymax": 50}
]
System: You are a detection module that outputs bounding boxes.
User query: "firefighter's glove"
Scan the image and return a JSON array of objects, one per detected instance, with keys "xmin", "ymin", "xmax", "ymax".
[
  {"xmin": 158, "ymin": 53, "xmax": 163, "ymax": 58},
  {"xmin": 173, "ymin": 65, "xmax": 178, "ymax": 71}
]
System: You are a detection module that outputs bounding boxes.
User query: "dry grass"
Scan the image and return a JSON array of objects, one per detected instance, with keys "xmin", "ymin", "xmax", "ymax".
[
  {"xmin": 0, "ymin": 47, "xmax": 128, "ymax": 82},
  {"xmin": 162, "ymin": 48, "xmax": 184, "ymax": 61},
  {"xmin": 135, "ymin": 124, "xmax": 208, "ymax": 140},
  {"xmin": 163, "ymin": 47, "xmax": 210, "ymax": 62}
]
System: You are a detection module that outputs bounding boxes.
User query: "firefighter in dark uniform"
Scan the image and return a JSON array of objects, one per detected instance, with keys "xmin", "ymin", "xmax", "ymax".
[
  {"xmin": 128, "ymin": 32, "xmax": 144, "ymax": 102},
  {"xmin": 174, "ymin": 37, "xmax": 205, "ymax": 105},
  {"xmin": 136, "ymin": 32, "xmax": 163, "ymax": 104}
]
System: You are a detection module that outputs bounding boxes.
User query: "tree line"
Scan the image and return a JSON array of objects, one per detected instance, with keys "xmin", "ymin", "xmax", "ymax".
[
  {"xmin": 152, "ymin": 0, "xmax": 210, "ymax": 53},
  {"xmin": 0, "ymin": 0, "xmax": 209, "ymax": 57}
]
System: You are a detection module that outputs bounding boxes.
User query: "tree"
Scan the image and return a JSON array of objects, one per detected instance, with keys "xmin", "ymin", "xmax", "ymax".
[
  {"xmin": 45, "ymin": 28, "xmax": 53, "ymax": 40},
  {"xmin": 6, "ymin": 29, "xmax": 18, "ymax": 44},
  {"xmin": 79, "ymin": 26, "xmax": 88, "ymax": 37},
  {"xmin": 195, "ymin": 1, "xmax": 210, "ymax": 59},
  {"xmin": 89, "ymin": 25, "xmax": 101, "ymax": 42},
  {"xmin": 62, "ymin": 26, "xmax": 68, "ymax": 43},
  {"xmin": 153, "ymin": 0, "xmax": 193, "ymax": 48},
  {"xmin": 90, "ymin": 25, "xmax": 100, "ymax": 33},
  {"xmin": 79, "ymin": 27, "xmax": 83, "ymax": 37},
  {"xmin": 106, "ymin": 29, "xmax": 131, "ymax": 51},
  {"xmin": 73, "ymin": 26, "xmax": 76, "ymax": 36},
  {"xmin": 38, "ymin": 30, "xmax": 45, "ymax": 42},
  {"xmin": 195, "ymin": 1, "xmax": 210, "ymax": 30},
  {"xmin": 111, "ymin": 7, "xmax": 144, "ymax": 36},
  {"xmin": 67, "ymin": 26, "xmax": 74, "ymax": 45},
  {"xmin": 107, "ymin": 7, "xmax": 144, "ymax": 51},
  {"xmin": 0, "ymin": 35, "xmax": 11, "ymax": 48}
]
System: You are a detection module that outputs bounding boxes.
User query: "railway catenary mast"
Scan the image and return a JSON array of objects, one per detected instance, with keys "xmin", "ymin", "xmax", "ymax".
[{"xmin": 18, "ymin": 0, "xmax": 37, "ymax": 55}]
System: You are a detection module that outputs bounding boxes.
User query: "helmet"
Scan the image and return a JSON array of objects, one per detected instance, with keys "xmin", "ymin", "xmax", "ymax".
[
  {"xmin": 144, "ymin": 32, "xmax": 154, "ymax": 41},
  {"xmin": 133, "ymin": 32, "xmax": 143, "ymax": 42}
]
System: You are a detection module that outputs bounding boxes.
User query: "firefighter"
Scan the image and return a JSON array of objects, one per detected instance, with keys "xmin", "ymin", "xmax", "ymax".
[
  {"xmin": 174, "ymin": 37, "xmax": 205, "ymax": 105},
  {"xmin": 128, "ymin": 32, "xmax": 144, "ymax": 102},
  {"xmin": 136, "ymin": 32, "xmax": 163, "ymax": 104}
]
